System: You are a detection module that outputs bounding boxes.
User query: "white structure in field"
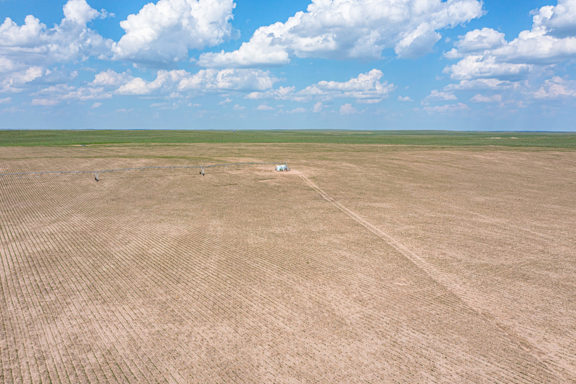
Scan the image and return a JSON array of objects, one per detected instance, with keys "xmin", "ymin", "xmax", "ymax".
[{"xmin": 276, "ymin": 164, "xmax": 289, "ymax": 172}]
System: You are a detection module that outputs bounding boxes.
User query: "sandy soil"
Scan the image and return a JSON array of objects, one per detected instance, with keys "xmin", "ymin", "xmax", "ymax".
[{"xmin": 0, "ymin": 144, "xmax": 575, "ymax": 383}]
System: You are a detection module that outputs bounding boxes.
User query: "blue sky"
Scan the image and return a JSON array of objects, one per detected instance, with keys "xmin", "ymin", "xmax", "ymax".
[{"xmin": 1, "ymin": 0, "xmax": 575, "ymax": 130}]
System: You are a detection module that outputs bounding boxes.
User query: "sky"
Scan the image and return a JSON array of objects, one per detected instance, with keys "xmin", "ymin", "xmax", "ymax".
[{"xmin": 0, "ymin": 0, "xmax": 575, "ymax": 131}]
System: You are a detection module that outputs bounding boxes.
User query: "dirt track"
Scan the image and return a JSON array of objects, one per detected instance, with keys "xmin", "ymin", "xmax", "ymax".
[{"xmin": 1, "ymin": 144, "xmax": 575, "ymax": 383}]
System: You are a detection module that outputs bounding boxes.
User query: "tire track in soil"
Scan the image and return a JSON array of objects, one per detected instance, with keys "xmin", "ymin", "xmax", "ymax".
[{"xmin": 297, "ymin": 172, "xmax": 573, "ymax": 383}]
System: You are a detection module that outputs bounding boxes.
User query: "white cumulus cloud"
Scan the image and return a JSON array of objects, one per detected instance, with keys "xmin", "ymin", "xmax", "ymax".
[
  {"xmin": 115, "ymin": 69, "xmax": 276, "ymax": 96},
  {"xmin": 117, "ymin": 70, "xmax": 188, "ymax": 95},
  {"xmin": 443, "ymin": 0, "xmax": 576, "ymax": 106},
  {"xmin": 178, "ymin": 69, "xmax": 276, "ymax": 92},
  {"xmin": 300, "ymin": 69, "xmax": 394, "ymax": 103},
  {"xmin": 0, "ymin": 0, "xmax": 110, "ymax": 65},
  {"xmin": 488, "ymin": 29, "xmax": 576, "ymax": 65},
  {"xmin": 33, "ymin": 67, "xmax": 276, "ymax": 104},
  {"xmin": 246, "ymin": 86, "xmax": 297, "ymax": 101},
  {"xmin": 471, "ymin": 94, "xmax": 502, "ymax": 103},
  {"xmin": 32, "ymin": 98, "xmax": 60, "ymax": 106},
  {"xmin": 445, "ymin": 28, "xmax": 506, "ymax": 58},
  {"xmin": 446, "ymin": 55, "xmax": 532, "ymax": 80},
  {"xmin": 426, "ymin": 90, "xmax": 457, "ymax": 101},
  {"xmin": 313, "ymin": 101, "xmax": 323, "ymax": 112},
  {"xmin": 113, "ymin": 0, "xmax": 235, "ymax": 65},
  {"xmin": 533, "ymin": 76, "xmax": 576, "ymax": 99},
  {"xmin": 199, "ymin": 0, "xmax": 483, "ymax": 67},
  {"xmin": 444, "ymin": 78, "xmax": 517, "ymax": 91},
  {"xmin": 0, "ymin": 66, "xmax": 48, "ymax": 93},
  {"xmin": 63, "ymin": 0, "xmax": 100, "ymax": 25},
  {"xmin": 248, "ymin": 69, "xmax": 394, "ymax": 104},
  {"xmin": 0, "ymin": 0, "xmax": 111, "ymax": 94},
  {"xmin": 533, "ymin": 0, "xmax": 576, "ymax": 38},
  {"xmin": 446, "ymin": 1, "xmax": 576, "ymax": 81},
  {"xmin": 339, "ymin": 103, "xmax": 357, "ymax": 115},
  {"xmin": 92, "ymin": 70, "xmax": 133, "ymax": 87},
  {"xmin": 424, "ymin": 102, "xmax": 469, "ymax": 113}
]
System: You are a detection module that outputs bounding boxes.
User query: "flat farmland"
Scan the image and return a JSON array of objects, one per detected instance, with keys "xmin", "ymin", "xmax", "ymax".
[{"xmin": 1, "ymin": 143, "xmax": 575, "ymax": 383}]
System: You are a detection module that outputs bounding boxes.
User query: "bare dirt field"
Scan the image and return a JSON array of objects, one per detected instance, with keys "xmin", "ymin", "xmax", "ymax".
[{"xmin": 1, "ymin": 144, "xmax": 575, "ymax": 383}]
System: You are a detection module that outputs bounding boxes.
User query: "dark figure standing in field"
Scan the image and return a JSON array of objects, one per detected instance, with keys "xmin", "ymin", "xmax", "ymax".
[{"xmin": 200, "ymin": 168, "xmax": 205, "ymax": 176}]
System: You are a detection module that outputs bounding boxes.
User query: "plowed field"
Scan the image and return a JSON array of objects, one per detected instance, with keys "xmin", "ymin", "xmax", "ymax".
[{"xmin": 1, "ymin": 144, "xmax": 575, "ymax": 383}]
